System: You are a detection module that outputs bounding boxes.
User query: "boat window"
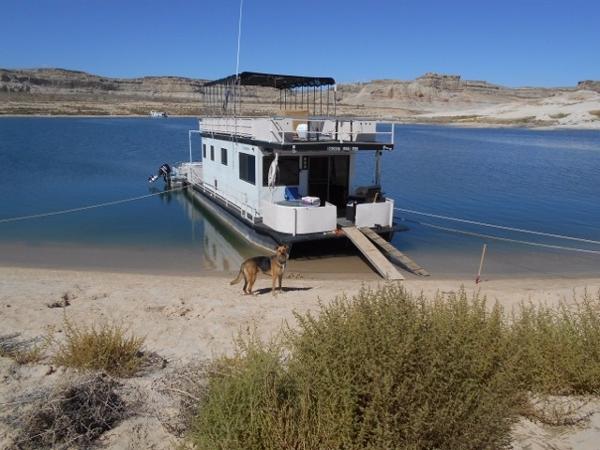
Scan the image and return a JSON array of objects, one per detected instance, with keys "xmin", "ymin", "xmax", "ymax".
[
  {"xmin": 221, "ymin": 148, "xmax": 228, "ymax": 166},
  {"xmin": 210, "ymin": 145, "xmax": 215, "ymax": 161},
  {"xmin": 239, "ymin": 153, "xmax": 256, "ymax": 185},
  {"xmin": 203, "ymin": 144, "xmax": 206, "ymax": 159},
  {"xmin": 262, "ymin": 156, "xmax": 299, "ymax": 186}
]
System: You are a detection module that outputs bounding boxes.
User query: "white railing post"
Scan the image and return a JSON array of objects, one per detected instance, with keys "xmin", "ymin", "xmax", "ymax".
[{"xmin": 293, "ymin": 208, "xmax": 297, "ymax": 236}]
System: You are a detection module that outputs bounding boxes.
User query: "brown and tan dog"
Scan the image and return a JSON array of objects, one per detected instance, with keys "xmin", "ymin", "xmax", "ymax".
[{"xmin": 230, "ymin": 244, "xmax": 290, "ymax": 295}]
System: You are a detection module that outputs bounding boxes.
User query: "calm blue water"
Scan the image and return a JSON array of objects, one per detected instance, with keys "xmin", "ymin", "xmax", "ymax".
[
  {"xmin": 1, "ymin": 117, "xmax": 599, "ymax": 277},
  {"xmin": 383, "ymin": 126, "xmax": 600, "ymax": 277}
]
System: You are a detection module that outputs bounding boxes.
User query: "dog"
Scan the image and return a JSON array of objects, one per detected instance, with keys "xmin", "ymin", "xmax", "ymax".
[{"xmin": 230, "ymin": 244, "xmax": 290, "ymax": 295}]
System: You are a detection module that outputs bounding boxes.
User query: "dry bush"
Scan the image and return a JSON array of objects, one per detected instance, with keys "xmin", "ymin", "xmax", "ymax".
[
  {"xmin": 52, "ymin": 319, "xmax": 146, "ymax": 377},
  {"xmin": 589, "ymin": 109, "xmax": 600, "ymax": 119},
  {"xmin": 152, "ymin": 361, "xmax": 211, "ymax": 437},
  {"xmin": 0, "ymin": 333, "xmax": 44, "ymax": 365},
  {"xmin": 519, "ymin": 395, "xmax": 594, "ymax": 426},
  {"xmin": 11, "ymin": 374, "xmax": 127, "ymax": 449}
]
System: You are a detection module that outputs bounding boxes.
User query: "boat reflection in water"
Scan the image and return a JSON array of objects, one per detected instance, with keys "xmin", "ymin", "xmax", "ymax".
[{"xmin": 172, "ymin": 187, "xmax": 261, "ymax": 272}]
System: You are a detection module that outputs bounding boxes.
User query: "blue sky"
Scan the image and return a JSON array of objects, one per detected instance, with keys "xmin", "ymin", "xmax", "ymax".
[{"xmin": 1, "ymin": 0, "xmax": 598, "ymax": 87}]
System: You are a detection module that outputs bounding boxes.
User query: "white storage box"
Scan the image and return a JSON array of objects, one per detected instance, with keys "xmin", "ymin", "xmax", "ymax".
[{"xmin": 301, "ymin": 196, "xmax": 320, "ymax": 206}]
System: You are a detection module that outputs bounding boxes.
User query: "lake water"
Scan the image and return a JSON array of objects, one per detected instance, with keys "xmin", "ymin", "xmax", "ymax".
[{"xmin": 1, "ymin": 117, "xmax": 599, "ymax": 278}]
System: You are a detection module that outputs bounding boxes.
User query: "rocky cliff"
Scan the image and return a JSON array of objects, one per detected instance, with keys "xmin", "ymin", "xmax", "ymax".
[
  {"xmin": 1, "ymin": 68, "xmax": 598, "ymax": 127},
  {"xmin": 577, "ymin": 80, "xmax": 600, "ymax": 93},
  {"xmin": 0, "ymin": 68, "xmax": 206, "ymax": 98}
]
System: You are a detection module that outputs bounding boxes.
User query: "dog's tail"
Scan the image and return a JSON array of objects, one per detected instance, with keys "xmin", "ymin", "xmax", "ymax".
[{"xmin": 230, "ymin": 268, "xmax": 243, "ymax": 285}]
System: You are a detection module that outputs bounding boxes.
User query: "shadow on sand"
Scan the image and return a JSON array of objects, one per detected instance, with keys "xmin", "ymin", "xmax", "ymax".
[{"xmin": 252, "ymin": 286, "xmax": 313, "ymax": 296}]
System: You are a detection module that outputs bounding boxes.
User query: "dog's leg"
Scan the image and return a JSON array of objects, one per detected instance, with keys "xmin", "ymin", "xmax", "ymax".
[
  {"xmin": 272, "ymin": 272, "xmax": 277, "ymax": 296},
  {"xmin": 278, "ymin": 274, "xmax": 283, "ymax": 293},
  {"xmin": 248, "ymin": 272, "xmax": 256, "ymax": 295}
]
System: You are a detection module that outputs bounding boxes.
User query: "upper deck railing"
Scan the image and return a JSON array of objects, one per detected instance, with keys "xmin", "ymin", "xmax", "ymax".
[{"xmin": 200, "ymin": 117, "xmax": 394, "ymax": 147}]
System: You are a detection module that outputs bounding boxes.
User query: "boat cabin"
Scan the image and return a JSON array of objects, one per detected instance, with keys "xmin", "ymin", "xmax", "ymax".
[{"xmin": 181, "ymin": 72, "xmax": 395, "ymax": 245}]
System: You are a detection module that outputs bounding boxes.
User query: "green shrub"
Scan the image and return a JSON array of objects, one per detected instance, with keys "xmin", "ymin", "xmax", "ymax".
[
  {"xmin": 188, "ymin": 287, "xmax": 600, "ymax": 449},
  {"xmin": 190, "ymin": 337, "xmax": 299, "ymax": 450},
  {"xmin": 511, "ymin": 291, "xmax": 600, "ymax": 394},
  {"xmin": 190, "ymin": 286, "xmax": 523, "ymax": 449},
  {"xmin": 287, "ymin": 287, "xmax": 521, "ymax": 449},
  {"xmin": 52, "ymin": 319, "xmax": 145, "ymax": 377}
]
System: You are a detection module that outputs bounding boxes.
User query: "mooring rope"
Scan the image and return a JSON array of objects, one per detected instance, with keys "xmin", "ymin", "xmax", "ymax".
[
  {"xmin": 395, "ymin": 216, "xmax": 600, "ymax": 255},
  {"xmin": 394, "ymin": 206, "xmax": 600, "ymax": 246},
  {"xmin": 0, "ymin": 185, "xmax": 189, "ymax": 224}
]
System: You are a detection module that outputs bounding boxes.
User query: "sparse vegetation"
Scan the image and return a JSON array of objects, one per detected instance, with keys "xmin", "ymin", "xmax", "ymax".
[
  {"xmin": 12, "ymin": 374, "xmax": 128, "ymax": 449},
  {"xmin": 154, "ymin": 361, "xmax": 210, "ymax": 437},
  {"xmin": 589, "ymin": 109, "xmax": 600, "ymax": 119},
  {"xmin": 0, "ymin": 333, "xmax": 44, "ymax": 365},
  {"xmin": 550, "ymin": 112, "xmax": 569, "ymax": 119},
  {"xmin": 416, "ymin": 115, "xmax": 555, "ymax": 127},
  {"xmin": 417, "ymin": 114, "xmax": 481, "ymax": 123},
  {"xmin": 484, "ymin": 116, "xmax": 539, "ymax": 125},
  {"xmin": 52, "ymin": 318, "xmax": 146, "ymax": 377},
  {"xmin": 188, "ymin": 286, "xmax": 600, "ymax": 450}
]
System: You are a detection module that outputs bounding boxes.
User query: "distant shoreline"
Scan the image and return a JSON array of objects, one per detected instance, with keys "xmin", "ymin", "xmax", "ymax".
[
  {"xmin": 1, "ymin": 114, "xmax": 599, "ymax": 130},
  {"xmin": 0, "ymin": 114, "xmax": 199, "ymax": 119},
  {"xmin": 2, "ymin": 68, "xmax": 598, "ymax": 128}
]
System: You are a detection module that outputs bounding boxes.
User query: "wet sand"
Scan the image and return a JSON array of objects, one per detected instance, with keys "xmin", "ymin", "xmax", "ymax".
[
  {"xmin": 0, "ymin": 241, "xmax": 373, "ymax": 275},
  {"xmin": 0, "ymin": 241, "xmax": 379, "ymax": 279}
]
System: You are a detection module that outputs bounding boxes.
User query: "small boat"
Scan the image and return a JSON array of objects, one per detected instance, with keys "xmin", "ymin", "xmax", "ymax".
[
  {"xmin": 175, "ymin": 71, "xmax": 399, "ymax": 252},
  {"xmin": 150, "ymin": 110, "xmax": 168, "ymax": 118}
]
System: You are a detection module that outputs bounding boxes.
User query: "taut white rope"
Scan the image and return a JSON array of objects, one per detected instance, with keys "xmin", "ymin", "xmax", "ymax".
[
  {"xmin": 395, "ymin": 207, "xmax": 600, "ymax": 246},
  {"xmin": 0, "ymin": 185, "xmax": 188, "ymax": 224},
  {"xmin": 404, "ymin": 219, "xmax": 600, "ymax": 255}
]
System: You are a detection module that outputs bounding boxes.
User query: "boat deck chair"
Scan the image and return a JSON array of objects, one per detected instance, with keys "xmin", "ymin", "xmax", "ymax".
[{"xmin": 284, "ymin": 186, "xmax": 301, "ymax": 201}]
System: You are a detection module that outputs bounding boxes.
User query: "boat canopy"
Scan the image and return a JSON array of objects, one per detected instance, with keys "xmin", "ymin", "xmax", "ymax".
[{"xmin": 204, "ymin": 71, "xmax": 335, "ymax": 90}]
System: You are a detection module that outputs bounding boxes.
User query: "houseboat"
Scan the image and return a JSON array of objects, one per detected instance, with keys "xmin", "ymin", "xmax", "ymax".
[
  {"xmin": 150, "ymin": 110, "xmax": 168, "ymax": 118},
  {"xmin": 176, "ymin": 72, "xmax": 398, "ymax": 253}
]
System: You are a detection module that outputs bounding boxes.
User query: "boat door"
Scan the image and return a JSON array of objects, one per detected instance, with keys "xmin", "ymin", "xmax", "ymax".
[{"xmin": 308, "ymin": 155, "xmax": 349, "ymax": 213}]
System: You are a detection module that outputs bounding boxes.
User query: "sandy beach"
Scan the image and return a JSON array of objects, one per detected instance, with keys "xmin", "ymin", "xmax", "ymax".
[{"xmin": 2, "ymin": 265, "xmax": 600, "ymax": 448}]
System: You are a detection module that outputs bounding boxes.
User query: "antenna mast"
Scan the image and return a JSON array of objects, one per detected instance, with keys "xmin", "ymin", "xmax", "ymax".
[{"xmin": 234, "ymin": 0, "xmax": 244, "ymax": 114}]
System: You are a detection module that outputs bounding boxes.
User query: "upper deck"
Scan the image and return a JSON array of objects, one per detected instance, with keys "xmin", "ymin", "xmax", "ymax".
[
  {"xmin": 200, "ymin": 116, "xmax": 394, "ymax": 151},
  {"xmin": 200, "ymin": 71, "xmax": 394, "ymax": 151}
]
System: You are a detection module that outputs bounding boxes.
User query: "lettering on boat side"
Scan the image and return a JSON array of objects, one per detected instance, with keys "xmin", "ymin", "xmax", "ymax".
[{"xmin": 326, "ymin": 146, "xmax": 359, "ymax": 151}]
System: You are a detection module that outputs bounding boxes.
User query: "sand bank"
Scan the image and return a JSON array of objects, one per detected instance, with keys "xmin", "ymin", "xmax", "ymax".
[{"xmin": 1, "ymin": 266, "xmax": 600, "ymax": 448}]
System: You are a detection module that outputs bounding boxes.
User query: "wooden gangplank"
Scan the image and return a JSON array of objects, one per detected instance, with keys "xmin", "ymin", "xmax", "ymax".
[
  {"xmin": 359, "ymin": 227, "xmax": 430, "ymax": 277},
  {"xmin": 342, "ymin": 227, "xmax": 404, "ymax": 280}
]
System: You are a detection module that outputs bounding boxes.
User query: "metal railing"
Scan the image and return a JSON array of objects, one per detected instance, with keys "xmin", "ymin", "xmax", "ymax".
[
  {"xmin": 271, "ymin": 118, "xmax": 395, "ymax": 146},
  {"xmin": 179, "ymin": 162, "xmax": 261, "ymax": 222},
  {"xmin": 200, "ymin": 116, "xmax": 395, "ymax": 147}
]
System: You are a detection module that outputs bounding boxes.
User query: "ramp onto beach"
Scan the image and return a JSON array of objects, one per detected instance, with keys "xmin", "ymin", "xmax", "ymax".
[
  {"xmin": 359, "ymin": 227, "xmax": 430, "ymax": 276},
  {"xmin": 342, "ymin": 227, "xmax": 404, "ymax": 280}
]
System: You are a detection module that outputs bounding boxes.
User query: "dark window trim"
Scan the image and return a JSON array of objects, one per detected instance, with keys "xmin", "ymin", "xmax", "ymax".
[
  {"xmin": 203, "ymin": 143, "xmax": 206, "ymax": 159},
  {"xmin": 210, "ymin": 145, "xmax": 214, "ymax": 161}
]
